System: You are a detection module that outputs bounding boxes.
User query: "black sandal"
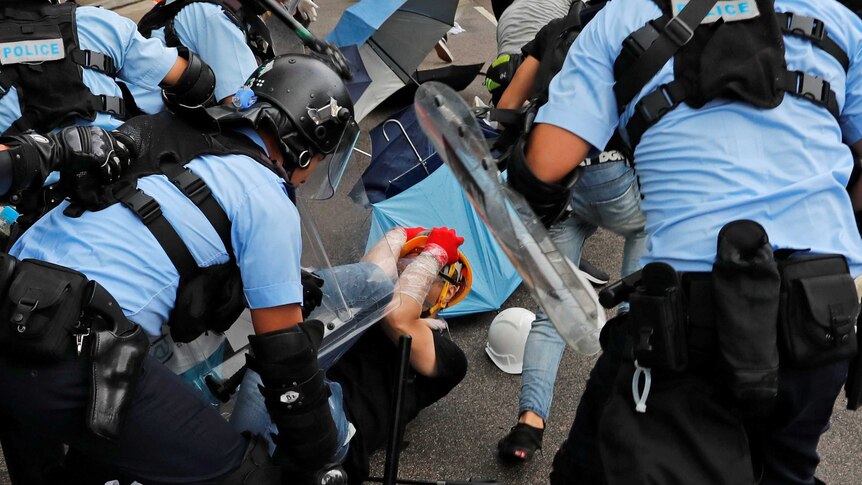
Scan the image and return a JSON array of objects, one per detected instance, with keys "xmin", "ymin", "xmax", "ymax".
[{"xmin": 497, "ymin": 422, "xmax": 544, "ymax": 463}]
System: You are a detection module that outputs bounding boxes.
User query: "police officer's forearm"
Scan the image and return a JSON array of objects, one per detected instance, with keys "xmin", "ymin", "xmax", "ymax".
[
  {"xmin": 526, "ymin": 123, "xmax": 591, "ymax": 183},
  {"xmin": 161, "ymin": 54, "xmax": 189, "ymax": 86},
  {"xmin": 250, "ymin": 304, "xmax": 304, "ymax": 334},
  {"xmin": 498, "ymin": 55, "xmax": 541, "ymax": 110}
]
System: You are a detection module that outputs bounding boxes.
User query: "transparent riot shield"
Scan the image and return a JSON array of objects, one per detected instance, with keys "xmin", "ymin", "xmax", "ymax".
[
  {"xmin": 414, "ymin": 82, "xmax": 605, "ymax": 354},
  {"xmin": 204, "ymin": 144, "xmax": 400, "ymax": 401}
]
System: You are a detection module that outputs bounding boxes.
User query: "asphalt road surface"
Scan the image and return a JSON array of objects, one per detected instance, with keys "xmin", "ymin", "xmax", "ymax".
[{"xmin": 1, "ymin": 0, "xmax": 860, "ymax": 483}]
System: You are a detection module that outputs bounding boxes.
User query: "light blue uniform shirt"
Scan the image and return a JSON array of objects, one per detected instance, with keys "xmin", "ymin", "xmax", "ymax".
[
  {"xmin": 0, "ymin": 6, "xmax": 178, "ymax": 133},
  {"xmin": 536, "ymin": 0, "xmax": 862, "ymax": 275},
  {"xmin": 10, "ymin": 130, "xmax": 303, "ymax": 336},
  {"xmin": 130, "ymin": 1, "xmax": 259, "ymax": 113}
]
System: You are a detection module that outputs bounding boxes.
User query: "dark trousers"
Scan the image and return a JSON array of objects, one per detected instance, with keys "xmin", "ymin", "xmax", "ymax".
[
  {"xmin": 551, "ymin": 337, "xmax": 848, "ymax": 485},
  {"xmin": 0, "ymin": 356, "xmax": 247, "ymax": 484}
]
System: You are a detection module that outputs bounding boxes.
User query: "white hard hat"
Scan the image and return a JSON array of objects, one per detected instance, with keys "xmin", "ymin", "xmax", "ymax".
[{"xmin": 485, "ymin": 307, "xmax": 536, "ymax": 374}]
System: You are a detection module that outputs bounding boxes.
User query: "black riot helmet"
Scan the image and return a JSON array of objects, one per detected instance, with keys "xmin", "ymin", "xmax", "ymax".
[{"xmin": 207, "ymin": 54, "xmax": 359, "ymax": 199}]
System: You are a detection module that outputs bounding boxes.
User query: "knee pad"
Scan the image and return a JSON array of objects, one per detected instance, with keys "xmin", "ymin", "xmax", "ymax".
[{"xmin": 247, "ymin": 322, "xmax": 339, "ymax": 471}]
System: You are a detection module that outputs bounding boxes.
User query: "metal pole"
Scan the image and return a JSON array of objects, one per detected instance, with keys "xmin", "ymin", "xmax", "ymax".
[{"xmin": 382, "ymin": 334, "xmax": 412, "ymax": 485}]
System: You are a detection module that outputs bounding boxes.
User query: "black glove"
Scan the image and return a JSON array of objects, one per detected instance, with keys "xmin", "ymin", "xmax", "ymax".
[
  {"xmin": 300, "ymin": 270, "xmax": 324, "ymax": 318},
  {"xmin": 54, "ymin": 127, "xmax": 135, "ymax": 211},
  {"xmin": 52, "ymin": 126, "xmax": 134, "ymax": 184},
  {"xmin": 0, "ymin": 127, "xmax": 133, "ymax": 203}
]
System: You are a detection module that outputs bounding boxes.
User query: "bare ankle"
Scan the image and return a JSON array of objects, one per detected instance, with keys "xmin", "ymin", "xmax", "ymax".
[{"xmin": 518, "ymin": 411, "xmax": 545, "ymax": 429}]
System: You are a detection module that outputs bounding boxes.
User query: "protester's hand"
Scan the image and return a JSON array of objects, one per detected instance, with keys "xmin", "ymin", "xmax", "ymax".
[
  {"xmin": 402, "ymin": 226, "xmax": 428, "ymax": 240},
  {"xmin": 53, "ymin": 126, "xmax": 133, "ymax": 183},
  {"xmin": 300, "ymin": 270, "xmax": 325, "ymax": 318},
  {"xmin": 297, "ymin": 0, "xmax": 319, "ymax": 22},
  {"xmin": 425, "ymin": 227, "xmax": 464, "ymax": 265}
]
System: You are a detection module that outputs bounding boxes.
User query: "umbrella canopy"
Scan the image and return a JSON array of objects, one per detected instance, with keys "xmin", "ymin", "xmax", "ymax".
[
  {"xmin": 360, "ymin": 106, "xmax": 443, "ymax": 205},
  {"xmin": 359, "ymin": 106, "xmax": 516, "ymax": 317},
  {"xmin": 326, "ymin": 0, "xmax": 406, "ymax": 47},
  {"xmin": 340, "ymin": 44, "xmax": 372, "ymax": 102},
  {"xmin": 327, "ymin": 0, "xmax": 459, "ymax": 120},
  {"xmin": 366, "ymin": 163, "xmax": 522, "ymax": 317}
]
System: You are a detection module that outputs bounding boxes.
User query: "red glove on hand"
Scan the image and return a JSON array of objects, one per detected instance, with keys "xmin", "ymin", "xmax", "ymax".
[
  {"xmin": 402, "ymin": 227, "xmax": 428, "ymax": 240},
  {"xmin": 425, "ymin": 227, "xmax": 464, "ymax": 265}
]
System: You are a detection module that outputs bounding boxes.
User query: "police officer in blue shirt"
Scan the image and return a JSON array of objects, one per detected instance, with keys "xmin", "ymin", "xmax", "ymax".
[
  {"xmin": 134, "ymin": 0, "xmax": 264, "ymax": 112},
  {"xmin": 0, "ymin": 0, "xmax": 216, "ymax": 135},
  {"xmin": 503, "ymin": 0, "xmax": 862, "ymax": 483},
  {"xmin": 0, "ymin": 54, "xmax": 360, "ymax": 485}
]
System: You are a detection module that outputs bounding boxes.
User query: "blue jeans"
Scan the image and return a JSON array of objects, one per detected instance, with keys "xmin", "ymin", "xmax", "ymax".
[
  {"xmin": 519, "ymin": 161, "xmax": 646, "ymax": 421},
  {"xmin": 230, "ymin": 262, "xmax": 393, "ymax": 461}
]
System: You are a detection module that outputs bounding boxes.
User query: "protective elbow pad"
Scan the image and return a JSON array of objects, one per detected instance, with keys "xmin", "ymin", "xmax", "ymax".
[
  {"xmin": 161, "ymin": 47, "xmax": 216, "ymax": 110},
  {"xmin": 506, "ymin": 136, "xmax": 580, "ymax": 227},
  {"xmin": 247, "ymin": 320, "xmax": 339, "ymax": 472}
]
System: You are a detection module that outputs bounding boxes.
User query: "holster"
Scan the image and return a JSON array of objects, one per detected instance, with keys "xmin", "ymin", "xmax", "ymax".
[
  {"xmin": 0, "ymin": 256, "xmax": 147, "ymax": 440},
  {"xmin": 83, "ymin": 282, "xmax": 149, "ymax": 441},
  {"xmin": 629, "ymin": 262, "xmax": 688, "ymax": 372},
  {"xmin": 711, "ymin": 220, "xmax": 780, "ymax": 417}
]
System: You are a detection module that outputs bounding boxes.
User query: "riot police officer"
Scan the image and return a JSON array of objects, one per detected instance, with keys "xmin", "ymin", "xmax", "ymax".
[
  {"xmin": 0, "ymin": 0, "xmax": 215, "ymax": 135},
  {"xmin": 0, "ymin": 54, "xmax": 359, "ymax": 484},
  {"xmin": 505, "ymin": 0, "xmax": 862, "ymax": 483}
]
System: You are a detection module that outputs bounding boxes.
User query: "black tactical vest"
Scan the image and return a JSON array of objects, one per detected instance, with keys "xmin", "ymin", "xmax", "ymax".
[
  {"xmin": 68, "ymin": 112, "xmax": 279, "ymax": 342},
  {"xmin": 138, "ymin": 0, "xmax": 274, "ymax": 63},
  {"xmin": 0, "ymin": 2, "xmax": 128, "ymax": 135},
  {"xmin": 613, "ymin": 0, "xmax": 850, "ymax": 148}
]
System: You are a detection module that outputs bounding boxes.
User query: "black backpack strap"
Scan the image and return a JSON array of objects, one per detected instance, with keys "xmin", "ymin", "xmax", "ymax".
[
  {"xmin": 116, "ymin": 185, "xmax": 199, "ymax": 278},
  {"xmin": 776, "ymin": 12, "xmax": 849, "ymax": 72},
  {"xmin": 70, "ymin": 50, "xmax": 118, "ymax": 77},
  {"xmin": 162, "ymin": 163, "xmax": 234, "ymax": 256},
  {"xmin": 0, "ymin": 69, "xmax": 18, "ymax": 102},
  {"xmin": 623, "ymin": 79, "xmax": 688, "ymax": 148},
  {"xmin": 614, "ymin": 0, "xmax": 719, "ymax": 112},
  {"xmin": 624, "ymin": 67, "xmax": 840, "ymax": 147},
  {"xmin": 775, "ymin": 70, "xmax": 840, "ymax": 118}
]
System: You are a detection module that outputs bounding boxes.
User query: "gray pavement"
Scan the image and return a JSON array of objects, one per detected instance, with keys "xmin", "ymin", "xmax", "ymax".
[{"xmin": 2, "ymin": 0, "xmax": 861, "ymax": 484}]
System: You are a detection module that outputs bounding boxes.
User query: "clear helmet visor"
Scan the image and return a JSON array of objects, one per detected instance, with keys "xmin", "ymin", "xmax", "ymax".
[{"xmin": 297, "ymin": 119, "xmax": 361, "ymax": 200}]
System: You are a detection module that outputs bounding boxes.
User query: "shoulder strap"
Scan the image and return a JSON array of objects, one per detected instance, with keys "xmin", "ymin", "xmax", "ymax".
[
  {"xmin": 114, "ymin": 164, "xmax": 234, "ymax": 281},
  {"xmin": 614, "ymin": 0, "xmax": 719, "ymax": 112},
  {"xmin": 775, "ymin": 12, "xmax": 849, "ymax": 72},
  {"xmin": 624, "ymin": 69, "xmax": 840, "ymax": 148}
]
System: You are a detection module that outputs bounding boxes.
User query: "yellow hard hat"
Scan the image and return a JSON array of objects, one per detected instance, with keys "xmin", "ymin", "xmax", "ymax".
[{"xmin": 400, "ymin": 233, "xmax": 473, "ymax": 313}]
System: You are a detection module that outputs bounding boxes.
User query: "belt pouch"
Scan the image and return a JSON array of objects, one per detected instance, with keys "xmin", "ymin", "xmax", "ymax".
[
  {"xmin": 0, "ymin": 258, "xmax": 88, "ymax": 361},
  {"xmin": 778, "ymin": 254, "xmax": 858, "ymax": 368},
  {"xmin": 629, "ymin": 262, "xmax": 688, "ymax": 371},
  {"xmin": 711, "ymin": 220, "xmax": 780, "ymax": 416}
]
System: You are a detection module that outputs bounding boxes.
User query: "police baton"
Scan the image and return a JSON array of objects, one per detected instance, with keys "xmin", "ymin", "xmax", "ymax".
[{"xmin": 251, "ymin": 0, "xmax": 352, "ymax": 80}]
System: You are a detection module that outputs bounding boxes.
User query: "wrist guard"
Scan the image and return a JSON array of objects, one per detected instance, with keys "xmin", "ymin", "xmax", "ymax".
[
  {"xmin": 506, "ymin": 136, "xmax": 580, "ymax": 227},
  {"xmin": 161, "ymin": 47, "xmax": 216, "ymax": 111},
  {"xmin": 247, "ymin": 320, "xmax": 339, "ymax": 472}
]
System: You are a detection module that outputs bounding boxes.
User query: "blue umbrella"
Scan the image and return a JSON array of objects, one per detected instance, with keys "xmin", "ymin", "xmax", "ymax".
[
  {"xmin": 326, "ymin": 0, "xmax": 406, "ymax": 47},
  {"xmin": 366, "ymin": 164, "xmax": 522, "ymax": 317},
  {"xmin": 359, "ymin": 107, "xmax": 518, "ymax": 317},
  {"xmin": 340, "ymin": 44, "xmax": 372, "ymax": 102}
]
